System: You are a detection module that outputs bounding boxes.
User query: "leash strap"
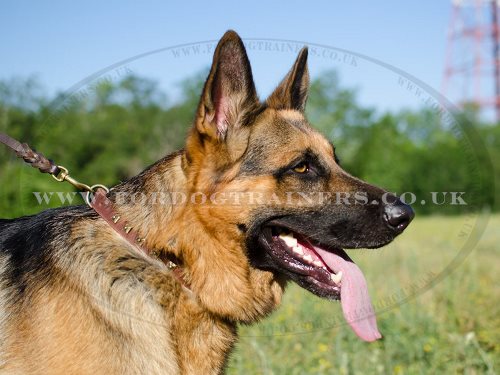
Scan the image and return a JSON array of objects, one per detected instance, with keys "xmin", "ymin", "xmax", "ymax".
[
  {"xmin": 0, "ymin": 132, "xmax": 98, "ymax": 196},
  {"xmin": 0, "ymin": 133, "xmax": 61, "ymax": 175}
]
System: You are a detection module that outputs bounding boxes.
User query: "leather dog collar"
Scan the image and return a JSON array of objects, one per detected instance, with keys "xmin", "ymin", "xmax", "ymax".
[{"xmin": 91, "ymin": 189, "xmax": 190, "ymax": 291}]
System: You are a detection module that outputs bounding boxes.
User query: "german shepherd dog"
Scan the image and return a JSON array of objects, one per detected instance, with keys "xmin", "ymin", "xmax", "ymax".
[{"xmin": 0, "ymin": 31, "xmax": 414, "ymax": 374}]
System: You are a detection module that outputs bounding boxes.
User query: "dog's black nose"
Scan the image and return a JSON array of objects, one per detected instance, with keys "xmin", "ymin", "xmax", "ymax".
[{"xmin": 383, "ymin": 200, "xmax": 414, "ymax": 232}]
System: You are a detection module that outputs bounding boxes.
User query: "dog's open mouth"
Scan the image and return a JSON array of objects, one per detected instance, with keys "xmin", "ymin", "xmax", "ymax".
[{"xmin": 259, "ymin": 226, "xmax": 382, "ymax": 342}]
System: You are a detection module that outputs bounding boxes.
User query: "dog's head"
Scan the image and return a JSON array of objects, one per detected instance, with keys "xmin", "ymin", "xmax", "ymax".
[{"xmin": 183, "ymin": 31, "xmax": 413, "ymax": 341}]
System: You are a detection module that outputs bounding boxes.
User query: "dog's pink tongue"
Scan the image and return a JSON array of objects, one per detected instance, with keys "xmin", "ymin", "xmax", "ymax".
[{"xmin": 314, "ymin": 247, "xmax": 382, "ymax": 342}]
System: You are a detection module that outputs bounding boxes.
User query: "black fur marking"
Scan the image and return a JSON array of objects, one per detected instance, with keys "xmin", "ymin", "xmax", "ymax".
[
  {"xmin": 289, "ymin": 48, "xmax": 309, "ymax": 111},
  {"xmin": 239, "ymin": 142, "xmax": 268, "ymax": 175},
  {"xmin": 0, "ymin": 205, "xmax": 96, "ymax": 304}
]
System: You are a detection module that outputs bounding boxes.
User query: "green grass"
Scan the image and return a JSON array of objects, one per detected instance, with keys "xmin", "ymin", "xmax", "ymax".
[{"xmin": 227, "ymin": 215, "xmax": 500, "ymax": 374}]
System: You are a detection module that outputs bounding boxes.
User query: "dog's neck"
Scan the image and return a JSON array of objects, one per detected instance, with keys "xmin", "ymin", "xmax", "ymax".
[
  {"xmin": 106, "ymin": 149, "xmax": 286, "ymax": 323},
  {"xmin": 107, "ymin": 150, "xmax": 187, "ymax": 249}
]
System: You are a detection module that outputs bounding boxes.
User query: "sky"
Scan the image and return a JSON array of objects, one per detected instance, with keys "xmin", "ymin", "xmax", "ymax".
[{"xmin": 0, "ymin": 1, "xmax": 453, "ymax": 114}]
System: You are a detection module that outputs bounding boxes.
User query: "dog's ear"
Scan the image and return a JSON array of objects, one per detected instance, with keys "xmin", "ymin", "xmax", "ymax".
[
  {"xmin": 196, "ymin": 30, "xmax": 259, "ymax": 140},
  {"xmin": 266, "ymin": 47, "xmax": 309, "ymax": 112}
]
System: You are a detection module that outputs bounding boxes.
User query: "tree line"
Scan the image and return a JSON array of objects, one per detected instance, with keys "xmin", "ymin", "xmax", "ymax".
[{"xmin": 0, "ymin": 70, "xmax": 498, "ymax": 218}]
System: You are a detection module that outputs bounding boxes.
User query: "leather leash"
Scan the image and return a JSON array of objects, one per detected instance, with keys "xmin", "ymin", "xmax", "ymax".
[
  {"xmin": 0, "ymin": 132, "xmax": 189, "ymax": 291},
  {"xmin": 0, "ymin": 133, "xmax": 61, "ymax": 175}
]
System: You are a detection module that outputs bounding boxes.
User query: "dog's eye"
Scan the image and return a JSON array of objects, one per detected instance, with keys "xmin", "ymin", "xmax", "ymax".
[{"xmin": 293, "ymin": 162, "xmax": 310, "ymax": 174}]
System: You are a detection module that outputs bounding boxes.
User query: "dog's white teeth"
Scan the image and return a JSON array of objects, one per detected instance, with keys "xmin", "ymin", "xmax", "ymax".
[
  {"xmin": 313, "ymin": 260, "xmax": 323, "ymax": 267},
  {"xmin": 330, "ymin": 271, "xmax": 343, "ymax": 284},
  {"xmin": 303, "ymin": 254, "xmax": 313, "ymax": 263},
  {"xmin": 279, "ymin": 234, "xmax": 297, "ymax": 248},
  {"xmin": 293, "ymin": 246, "xmax": 304, "ymax": 255}
]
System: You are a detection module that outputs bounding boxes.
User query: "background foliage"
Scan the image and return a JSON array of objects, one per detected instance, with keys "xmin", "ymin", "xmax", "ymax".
[{"xmin": 0, "ymin": 70, "xmax": 498, "ymax": 218}]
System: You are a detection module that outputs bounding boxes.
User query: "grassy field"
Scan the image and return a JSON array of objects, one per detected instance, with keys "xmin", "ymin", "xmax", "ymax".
[{"xmin": 227, "ymin": 214, "xmax": 500, "ymax": 375}]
